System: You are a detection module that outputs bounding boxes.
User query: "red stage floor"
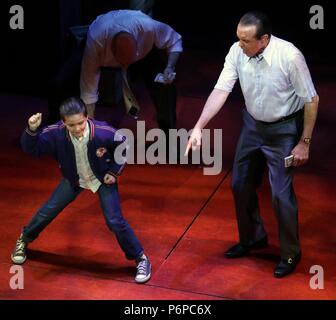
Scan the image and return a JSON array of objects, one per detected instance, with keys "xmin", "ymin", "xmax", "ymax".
[{"xmin": 1, "ymin": 51, "xmax": 335, "ymax": 300}]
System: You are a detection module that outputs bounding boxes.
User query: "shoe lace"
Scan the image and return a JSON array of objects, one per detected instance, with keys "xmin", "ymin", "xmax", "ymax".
[
  {"xmin": 15, "ymin": 238, "xmax": 26, "ymax": 255},
  {"xmin": 136, "ymin": 259, "xmax": 148, "ymax": 275}
]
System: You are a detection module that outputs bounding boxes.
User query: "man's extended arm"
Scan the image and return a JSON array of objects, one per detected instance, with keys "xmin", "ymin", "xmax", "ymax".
[{"xmin": 185, "ymin": 89, "xmax": 230, "ymax": 155}]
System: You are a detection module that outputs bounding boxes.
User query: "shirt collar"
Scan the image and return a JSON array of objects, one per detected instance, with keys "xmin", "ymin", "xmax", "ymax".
[
  {"xmin": 260, "ymin": 34, "xmax": 275, "ymax": 66},
  {"xmin": 247, "ymin": 35, "xmax": 275, "ymax": 66}
]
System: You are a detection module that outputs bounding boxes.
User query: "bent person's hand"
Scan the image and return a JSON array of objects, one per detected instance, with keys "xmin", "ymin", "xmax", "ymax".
[
  {"xmin": 86, "ymin": 103, "xmax": 95, "ymax": 118},
  {"xmin": 104, "ymin": 173, "xmax": 116, "ymax": 185},
  {"xmin": 163, "ymin": 66, "xmax": 175, "ymax": 84},
  {"xmin": 28, "ymin": 113, "xmax": 42, "ymax": 131},
  {"xmin": 185, "ymin": 128, "xmax": 202, "ymax": 156}
]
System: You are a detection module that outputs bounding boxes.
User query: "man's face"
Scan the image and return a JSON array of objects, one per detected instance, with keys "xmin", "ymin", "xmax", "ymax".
[
  {"xmin": 236, "ymin": 24, "xmax": 268, "ymax": 57},
  {"xmin": 63, "ymin": 113, "xmax": 88, "ymax": 138}
]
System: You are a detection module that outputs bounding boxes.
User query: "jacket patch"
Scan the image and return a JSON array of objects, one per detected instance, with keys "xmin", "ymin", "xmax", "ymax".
[{"xmin": 96, "ymin": 147, "xmax": 107, "ymax": 158}]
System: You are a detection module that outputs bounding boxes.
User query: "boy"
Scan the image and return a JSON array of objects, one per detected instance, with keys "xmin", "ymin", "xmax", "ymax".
[{"xmin": 11, "ymin": 97, "xmax": 151, "ymax": 283}]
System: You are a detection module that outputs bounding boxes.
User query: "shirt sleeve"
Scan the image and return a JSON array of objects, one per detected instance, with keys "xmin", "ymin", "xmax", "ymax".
[
  {"xmin": 21, "ymin": 126, "xmax": 56, "ymax": 157},
  {"xmin": 214, "ymin": 43, "xmax": 239, "ymax": 92},
  {"xmin": 153, "ymin": 21, "xmax": 183, "ymax": 53},
  {"xmin": 80, "ymin": 34, "xmax": 102, "ymax": 105},
  {"xmin": 288, "ymin": 51, "xmax": 317, "ymax": 103}
]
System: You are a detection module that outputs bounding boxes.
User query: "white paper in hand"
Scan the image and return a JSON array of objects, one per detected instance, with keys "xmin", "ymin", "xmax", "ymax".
[
  {"xmin": 154, "ymin": 72, "xmax": 176, "ymax": 84},
  {"xmin": 284, "ymin": 155, "xmax": 294, "ymax": 167}
]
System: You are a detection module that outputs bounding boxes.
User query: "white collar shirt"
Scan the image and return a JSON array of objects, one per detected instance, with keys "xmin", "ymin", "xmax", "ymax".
[
  {"xmin": 215, "ymin": 35, "xmax": 317, "ymax": 122},
  {"xmin": 69, "ymin": 122, "xmax": 101, "ymax": 193}
]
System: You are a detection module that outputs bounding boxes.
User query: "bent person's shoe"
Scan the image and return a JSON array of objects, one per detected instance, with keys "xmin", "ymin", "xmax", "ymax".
[
  {"xmin": 225, "ymin": 236, "xmax": 268, "ymax": 258},
  {"xmin": 11, "ymin": 234, "xmax": 27, "ymax": 264},
  {"xmin": 135, "ymin": 254, "xmax": 151, "ymax": 284},
  {"xmin": 274, "ymin": 252, "xmax": 301, "ymax": 278}
]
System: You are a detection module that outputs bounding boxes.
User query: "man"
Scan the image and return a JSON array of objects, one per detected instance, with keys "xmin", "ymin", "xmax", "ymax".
[
  {"xmin": 80, "ymin": 9, "xmax": 182, "ymax": 137},
  {"xmin": 11, "ymin": 97, "xmax": 151, "ymax": 284},
  {"xmin": 186, "ymin": 11, "xmax": 319, "ymax": 278}
]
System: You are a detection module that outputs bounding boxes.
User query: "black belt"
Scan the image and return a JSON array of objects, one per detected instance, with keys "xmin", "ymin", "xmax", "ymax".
[{"xmin": 256, "ymin": 109, "xmax": 303, "ymax": 125}]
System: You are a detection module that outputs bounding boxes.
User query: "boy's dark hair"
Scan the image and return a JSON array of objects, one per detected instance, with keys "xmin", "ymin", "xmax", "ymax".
[
  {"xmin": 59, "ymin": 97, "xmax": 87, "ymax": 120},
  {"xmin": 239, "ymin": 11, "xmax": 272, "ymax": 39}
]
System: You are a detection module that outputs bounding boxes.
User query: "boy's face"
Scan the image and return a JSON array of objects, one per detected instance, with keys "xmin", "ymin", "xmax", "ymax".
[{"xmin": 63, "ymin": 113, "xmax": 88, "ymax": 138}]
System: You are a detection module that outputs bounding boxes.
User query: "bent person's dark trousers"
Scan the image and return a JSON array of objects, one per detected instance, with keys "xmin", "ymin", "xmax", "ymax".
[
  {"xmin": 231, "ymin": 108, "xmax": 303, "ymax": 259},
  {"xmin": 129, "ymin": 48, "xmax": 177, "ymax": 136}
]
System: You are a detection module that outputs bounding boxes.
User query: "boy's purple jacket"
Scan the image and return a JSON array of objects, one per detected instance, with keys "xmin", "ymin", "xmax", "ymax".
[{"xmin": 21, "ymin": 119, "xmax": 127, "ymax": 186}]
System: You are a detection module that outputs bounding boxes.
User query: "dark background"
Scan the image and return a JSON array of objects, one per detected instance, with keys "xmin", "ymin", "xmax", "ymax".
[{"xmin": 0, "ymin": 0, "xmax": 333, "ymax": 96}]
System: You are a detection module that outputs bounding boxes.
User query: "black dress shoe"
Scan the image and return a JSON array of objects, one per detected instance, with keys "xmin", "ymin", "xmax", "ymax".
[
  {"xmin": 274, "ymin": 252, "xmax": 301, "ymax": 278},
  {"xmin": 225, "ymin": 236, "xmax": 268, "ymax": 258}
]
